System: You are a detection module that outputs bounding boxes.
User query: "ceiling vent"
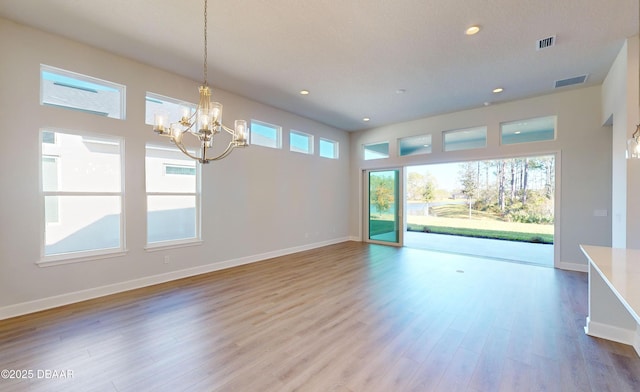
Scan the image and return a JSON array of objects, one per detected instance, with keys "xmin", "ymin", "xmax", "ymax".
[
  {"xmin": 554, "ymin": 74, "xmax": 588, "ymax": 88},
  {"xmin": 536, "ymin": 35, "xmax": 556, "ymax": 50}
]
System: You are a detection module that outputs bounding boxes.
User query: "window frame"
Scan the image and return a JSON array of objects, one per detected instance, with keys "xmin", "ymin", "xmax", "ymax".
[
  {"xmin": 40, "ymin": 64, "xmax": 126, "ymax": 120},
  {"xmin": 398, "ymin": 134, "xmax": 432, "ymax": 156},
  {"xmin": 363, "ymin": 141, "xmax": 390, "ymax": 160},
  {"xmin": 39, "ymin": 129, "xmax": 126, "ymax": 266},
  {"xmin": 500, "ymin": 115, "xmax": 557, "ymax": 145},
  {"xmin": 250, "ymin": 119, "xmax": 282, "ymax": 149},
  {"xmin": 289, "ymin": 129, "xmax": 314, "ymax": 155},
  {"xmin": 442, "ymin": 126, "xmax": 487, "ymax": 152},
  {"xmin": 145, "ymin": 144, "xmax": 202, "ymax": 250},
  {"xmin": 319, "ymin": 138, "xmax": 339, "ymax": 159}
]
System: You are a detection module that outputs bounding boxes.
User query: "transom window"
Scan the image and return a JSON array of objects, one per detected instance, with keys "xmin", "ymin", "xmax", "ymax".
[
  {"xmin": 363, "ymin": 141, "xmax": 390, "ymax": 160},
  {"xmin": 250, "ymin": 120, "xmax": 282, "ymax": 149},
  {"xmin": 40, "ymin": 65, "xmax": 125, "ymax": 119},
  {"xmin": 319, "ymin": 138, "xmax": 339, "ymax": 159},
  {"xmin": 501, "ymin": 116, "xmax": 556, "ymax": 145},
  {"xmin": 290, "ymin": 130, "xmax": 314, "ymax": 154},
  {"xmin": 399, "ymin": 134, "xmax": 432, "ymax": 156},
  {"xmin": 443, "ymin": 126, "xmax": 487, "ymax": 152}
]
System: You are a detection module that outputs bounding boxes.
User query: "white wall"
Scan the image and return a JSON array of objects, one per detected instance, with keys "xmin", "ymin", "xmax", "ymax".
[
  {"xmin": 603, "ymin": 40, "xmax": 630, "ymax": 247},
  {"xmin": 0, "ymin": 18, "xmax": 350, "ymax": 317},
  {"xmin": 602, "ymin": 36, "xmax": 640, "ymax": 249},
  {"xmin": 349, "ymin": 86, "xmax": 613, "ymax": 270}
]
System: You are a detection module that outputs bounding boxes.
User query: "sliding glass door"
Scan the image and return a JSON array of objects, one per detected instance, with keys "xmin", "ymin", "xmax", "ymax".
[{"xmin": 365, "ymin": 169, "xmax": 402, "ymax": 245}]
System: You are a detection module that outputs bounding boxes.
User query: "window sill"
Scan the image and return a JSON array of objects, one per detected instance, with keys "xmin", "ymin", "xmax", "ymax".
[
  {"xmin": 37, "ymin": 249, "xmax": 128, "ymax": 267},
  {"xmin": 145, "ymin": 239, "xmax": 203, "ymax": 252}
]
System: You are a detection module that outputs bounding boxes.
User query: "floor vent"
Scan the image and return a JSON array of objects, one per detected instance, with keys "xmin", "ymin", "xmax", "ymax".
[
  {"xmin": 554, "ymin": 74, "xmax": 588, "ymax": 88},
  {"xmin": 537, "ymin": 35, "xmax": 556, "ymax": 50}
]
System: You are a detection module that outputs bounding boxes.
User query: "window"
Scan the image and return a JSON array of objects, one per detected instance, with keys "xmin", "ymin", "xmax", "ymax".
[
  {"xmin": 145, "ymin": 92, "xmax": 196, "ymax": 126},
  {"xmin": 42, "ymin": 156, "xmax": 59, "ymax": 224},
  {"xmin": 40, "ymin": 65, "xmax": 125, "ymax": 119},
  {"xmin": 319, "ymin": 138, "xmax": 339, "ymax": 159},
  {"xmin": 42, "ymin": 130, "xmax": 56, "ymax": 144},
  {"xmin": 443, "ymin": 126, "xmax": 487, "ymax": 152},
  {"xmin": 363, "ymin": 141, "xmax": 390, "ymax": 160},
  {"xmin": 146, "ymin": 145, "xmax": 200, "ymax": 246},
  {"xmin": 290, "ymin": 130, "xmax": 313, "ymax": 154},
  {"xmin": 41, "ymin": 130, "xmax": 124, "ymax": 261},
  {"xmin": 165, "ymin": 165, "xmax": 197, "ymax": 176},
  {"xmin": 250, "ymin": 120, "xmax": 282, "ymax": 148},
  {"xmin": 399, "ymin": 135, "xmax": 432, "ymax": 156},
  {"xmin": 501, "ymin": 116, "xmax": 556, "ymax": 145}
]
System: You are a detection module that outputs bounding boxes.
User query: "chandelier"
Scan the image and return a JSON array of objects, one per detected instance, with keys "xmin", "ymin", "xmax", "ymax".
[{"xmin": 153, "ymin": 0, "xmax": 249, "ymax": 163}]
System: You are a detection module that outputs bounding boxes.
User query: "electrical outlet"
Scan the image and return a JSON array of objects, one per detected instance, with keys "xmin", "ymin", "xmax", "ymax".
[{"xmin": 163, "ymin": 255, "xmax": 171, "ymax": 264}]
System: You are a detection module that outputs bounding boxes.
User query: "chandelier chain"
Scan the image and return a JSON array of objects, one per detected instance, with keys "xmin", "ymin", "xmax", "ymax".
[{"xmin": 203, "ymin": 0, "xmax": 208, "ymax": 86}]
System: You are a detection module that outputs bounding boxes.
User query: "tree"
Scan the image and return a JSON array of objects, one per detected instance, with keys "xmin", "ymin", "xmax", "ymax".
[
  {"xmin": 370, "ymin": 175, "xmax": 395, "ymax": 215},
  {"xmin": 423, "ymin": 180, "xmax": 436, "ymax": 203},
  {"xmin": 497, "ymin": 160, "xmax": 506, "ymax": 211},
  {"xmin": 458, "ymin": 162, "xmax": 478, "ymax": 201},
  {"xmin": 407, "ymin": 172, "xmax": 426, "ymax": 201},
  {"xmin": 422, "ymin": 175, "xmax": 437, "ymax": 216}
]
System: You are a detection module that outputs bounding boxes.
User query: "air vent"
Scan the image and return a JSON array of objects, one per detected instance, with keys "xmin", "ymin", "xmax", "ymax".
[
  {"xmin": 554, "ymin": 74, "xmax": 588, "ymax": 88},
  {"xmin": 536, "ymin": 35, "xmax": 556, "ymax": 50}
]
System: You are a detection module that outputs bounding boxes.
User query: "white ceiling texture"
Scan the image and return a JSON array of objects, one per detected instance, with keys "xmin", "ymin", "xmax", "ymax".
[{"xmin": 1, "ymin": 0, "xmax": 638, "ymax": 131}]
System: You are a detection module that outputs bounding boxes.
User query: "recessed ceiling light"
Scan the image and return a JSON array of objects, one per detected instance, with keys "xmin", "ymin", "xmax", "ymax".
[
  {"xmin": 299, "ymin": 90, "xmax": 310, "ymax": 95},
  {"xmin": 514, "ymin": 131, "xmax": 521, "ymax": 134},
  {"xmin": 493, "ymin": 87, "xmax": 504, "ymax": 93},
  {"xmin": 363, "ymin": 117, "xmax": 370, "ymax": 122},
  {"xmin": 396, "ymin": 89, "xmax": 406, "ymax": 94},
  {"xmin": 465, "ymin": 25, "xmax": 481, "ymax": 35}
]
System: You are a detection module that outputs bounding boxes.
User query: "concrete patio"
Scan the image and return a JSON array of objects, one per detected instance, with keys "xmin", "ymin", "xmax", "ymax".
[{"xmin": 403, "ymin": 231, "xmax": 554, "ymax": 267}]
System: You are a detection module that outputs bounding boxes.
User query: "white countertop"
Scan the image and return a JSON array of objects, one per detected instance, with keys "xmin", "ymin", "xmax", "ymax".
[{"xmin": 580, "ymin": 245, "xmax": 640, "ymax": 325}]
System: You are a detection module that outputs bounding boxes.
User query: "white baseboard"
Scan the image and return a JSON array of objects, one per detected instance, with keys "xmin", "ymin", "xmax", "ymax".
[
  {"xmin": 558, "ymin": 261, "xmax": 588, "ymax": 272},
  {"xmin": 585, "ymin": 317, "xmax": 638, "ymax": 352},
  {"xmin": 0, "ymin": 237, "xmax": 352, "ymax": 321}
]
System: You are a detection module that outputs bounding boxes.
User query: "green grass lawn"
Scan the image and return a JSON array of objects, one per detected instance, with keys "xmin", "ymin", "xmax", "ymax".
[
  {"xmin": 380, "ymin": 203, "xmax": 555, "ymax": 244},
  {"xmin": 406, "ymin": 223, "xmax": 553, "ymax": 243}
]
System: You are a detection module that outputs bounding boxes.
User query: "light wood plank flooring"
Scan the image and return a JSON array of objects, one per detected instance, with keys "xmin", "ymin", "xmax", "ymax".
[{"xmin": 1, "ymin": 241, "xmax": 639, "ymax": 391}]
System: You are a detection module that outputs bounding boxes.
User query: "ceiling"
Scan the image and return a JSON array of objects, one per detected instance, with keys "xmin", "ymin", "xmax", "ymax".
[{"xmin": 1, "ymin": 0, "xmax": 638, "ymax": 131}]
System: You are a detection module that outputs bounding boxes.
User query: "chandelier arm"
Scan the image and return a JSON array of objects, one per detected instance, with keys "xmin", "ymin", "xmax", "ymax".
[
  {"xmin": 183, "ymin": 123, "xmax": 197, "ymax": 134},
  {"xmin": 220, "ymin": 123, "xmax": 237, "ymax": 136},
  {"xmin": 203, "ymin": 143, "xmax": 236, "ymax": 163},
  {"xmin": 185, "ymin": 111, "xmax": 198, "ymax": 127}
]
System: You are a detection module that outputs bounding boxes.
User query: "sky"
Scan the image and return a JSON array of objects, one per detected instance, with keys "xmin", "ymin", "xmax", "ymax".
[{"xmin": 407, "ymin": 163, "xmax": 461, "ymax": 191}]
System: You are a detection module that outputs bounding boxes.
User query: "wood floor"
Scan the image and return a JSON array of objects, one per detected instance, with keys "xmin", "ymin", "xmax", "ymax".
[{"xmin": 1, "ymin": 241, "xmax": 639, "ymax": 391}]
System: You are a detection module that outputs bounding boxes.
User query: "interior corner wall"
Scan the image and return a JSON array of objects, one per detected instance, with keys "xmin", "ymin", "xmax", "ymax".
[
  {"xmin": 349, "ymin": 86, "xmax": 612, "ymax": 270},
  {"xmin": 602, "ymin": 35, "xmax": 640, "ymax": 249},
  {"xmin": 625, "ymin": 35, "xmax": 640, "ymax": 249},
  {"xmin": 0, "ymin": 18, "xmax": 350, "ymax": 317}
]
